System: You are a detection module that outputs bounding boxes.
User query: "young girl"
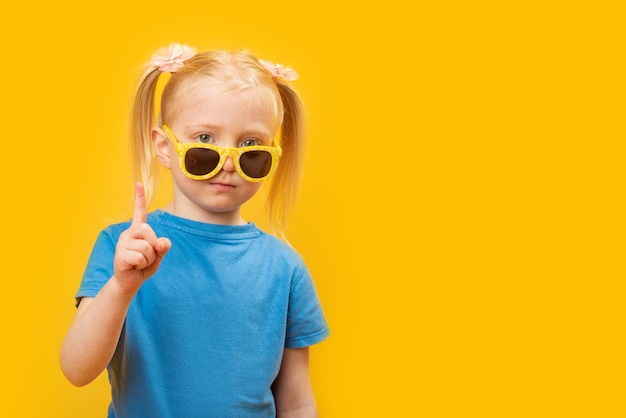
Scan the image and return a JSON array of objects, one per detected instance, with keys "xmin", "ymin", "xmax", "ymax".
[{"xmin": 60, "ymin": 43, "xmax": 329, "ymax": 417}]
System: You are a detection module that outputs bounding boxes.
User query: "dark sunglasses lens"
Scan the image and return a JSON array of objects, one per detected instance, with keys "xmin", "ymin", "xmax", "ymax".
[
  {"xmin": 185, "ymin": 148, "xmax": 220, "ymax": 176},
  {"xmin": 240, "ymin": 151, "xmax": 272, "ymax": 178}
]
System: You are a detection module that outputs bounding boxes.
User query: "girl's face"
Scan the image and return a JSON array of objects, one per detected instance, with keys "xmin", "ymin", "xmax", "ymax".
[{"xmin": 153, "ymin": 80, "xmax": 280, "ymax": 225}]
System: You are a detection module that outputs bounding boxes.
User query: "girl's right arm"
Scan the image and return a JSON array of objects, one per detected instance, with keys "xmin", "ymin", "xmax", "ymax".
[
  {"xmin": 59, "ymin": 283, "xmax": 136, "ymax": 386},
  {"xmin": 60, "ymin": 184, "xmax": 171, "ymax": 386}
]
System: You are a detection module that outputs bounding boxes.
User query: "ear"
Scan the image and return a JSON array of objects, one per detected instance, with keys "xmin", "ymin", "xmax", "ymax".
[{"xmin": 152, "ymin": 127, "xmax": 172, "ymax": 169}]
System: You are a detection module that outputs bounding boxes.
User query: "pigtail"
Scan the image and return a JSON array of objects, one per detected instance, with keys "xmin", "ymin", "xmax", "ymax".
[
  {"xmin": 130, "ymin": 67, "xmax": 162, "ymax": 205},
  {"xmin": 268, "ymin": 83, "xmax": 305, "ymax": 240}
]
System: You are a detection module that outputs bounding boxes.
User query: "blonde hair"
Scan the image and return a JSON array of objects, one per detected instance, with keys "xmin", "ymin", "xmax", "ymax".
[{"xmin": 130, "ymin": 49, "xmax": 305, "ymax": 239}]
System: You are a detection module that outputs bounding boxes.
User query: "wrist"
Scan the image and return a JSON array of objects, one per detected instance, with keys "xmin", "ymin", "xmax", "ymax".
[{"xmin": 108, "ymin": 275, "xmax": 142, "ymax": 302}]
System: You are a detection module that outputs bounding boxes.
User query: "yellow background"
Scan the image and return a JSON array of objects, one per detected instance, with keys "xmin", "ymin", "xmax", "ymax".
[{"xmin": 0, "ymin": 1, "xmax": 624, "ymax": 417}]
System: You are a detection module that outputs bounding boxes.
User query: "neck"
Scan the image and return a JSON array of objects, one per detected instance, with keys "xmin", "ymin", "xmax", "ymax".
[{"xmin": 162, "ymin": 201, "xmax": 247, "ymax": 226}]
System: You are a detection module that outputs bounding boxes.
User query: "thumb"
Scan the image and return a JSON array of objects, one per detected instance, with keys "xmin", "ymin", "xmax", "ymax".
[
  {"xmin": 155, "ymin": 237, "xmax": 172, "ymax": 258},
  {"xmin": 142, "ymin": 237, "xmax": 172, "ymax": 279}
]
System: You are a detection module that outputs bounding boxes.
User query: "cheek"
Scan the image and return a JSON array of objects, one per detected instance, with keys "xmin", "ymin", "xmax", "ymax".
[
  {"xmin": 240, "ymin": 182, "xmax": 263, "ymax": 199},
  {"xmin": 233, "ymin": 181, "xmax": 264, "ymax": 207},
  {"xmin": 169, "ymin": 156, "xmax": 190, "ymax": 184}
]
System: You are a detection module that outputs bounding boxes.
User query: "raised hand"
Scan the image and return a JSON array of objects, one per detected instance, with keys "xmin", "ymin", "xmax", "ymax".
[{"xmin": 113, "ymin": 183, "xmax": 171, "ymax": 292}]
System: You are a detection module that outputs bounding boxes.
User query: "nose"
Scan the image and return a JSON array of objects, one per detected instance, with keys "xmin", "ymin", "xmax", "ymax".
[{"xmin": 222, "ymin": 156, "xmax": 236, "ymax": 172}]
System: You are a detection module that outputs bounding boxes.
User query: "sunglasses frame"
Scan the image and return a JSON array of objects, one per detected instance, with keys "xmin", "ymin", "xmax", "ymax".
[{"xmin": 162, "ymin": 125, "xmax": 282, "ymax": 182}]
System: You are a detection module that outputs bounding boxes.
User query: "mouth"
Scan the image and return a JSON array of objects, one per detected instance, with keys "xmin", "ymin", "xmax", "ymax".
[{"xmin": 210, "ymin": 182, "xmax": 236, "ymax": 192}]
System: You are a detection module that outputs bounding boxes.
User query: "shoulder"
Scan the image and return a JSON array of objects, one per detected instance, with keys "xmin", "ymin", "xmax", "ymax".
[
  {"xmin": 93, "ymin": 220, "xmax": 131, "ymax": 244},
  {"xmin": 257, "ymin": 231, "xmax": 307, "ymax": 266}
]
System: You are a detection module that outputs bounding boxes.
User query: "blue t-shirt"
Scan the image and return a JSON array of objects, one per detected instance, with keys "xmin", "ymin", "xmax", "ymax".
[{"xmin": 76, "ymin": 210, "xmax": 329, "ymax": 418}]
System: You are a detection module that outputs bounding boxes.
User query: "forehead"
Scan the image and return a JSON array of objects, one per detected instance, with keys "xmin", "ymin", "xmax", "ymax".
[{"xmin": 169, "ymin": 79, "xmax": 281, "ymax": 133}]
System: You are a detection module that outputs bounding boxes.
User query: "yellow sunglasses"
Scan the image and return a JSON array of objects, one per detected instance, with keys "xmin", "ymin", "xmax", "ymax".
[{"xmin": 162, "ymin": 125, "xmax": 282, "ymax": 182}]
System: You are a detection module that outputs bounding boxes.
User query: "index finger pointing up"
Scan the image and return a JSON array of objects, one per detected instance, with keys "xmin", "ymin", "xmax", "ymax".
[{"xmin": 132, "ymin": 183, "xmax": 147, "ymax": 225}]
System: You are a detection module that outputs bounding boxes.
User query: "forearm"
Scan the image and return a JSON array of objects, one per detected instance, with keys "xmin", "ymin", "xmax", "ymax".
[
  {"xmin": 60, "ymin": 277, "xmax": 137, "ymax": 386},
  {"xmin": 277, "ymin": 404, "xmax": 318, "ymax": 418}
]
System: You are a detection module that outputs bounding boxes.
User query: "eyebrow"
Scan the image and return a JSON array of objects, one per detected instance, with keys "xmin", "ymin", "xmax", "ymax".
[{"xmin": 183, "ymin": 125, "xmax": 275, "ymax": 145}]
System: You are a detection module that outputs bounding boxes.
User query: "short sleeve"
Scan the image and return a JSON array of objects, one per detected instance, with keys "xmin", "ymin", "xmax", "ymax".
[
  {"xmin": 284, "ymin": 266, "xmax": 330, "ymax": 348},
  {"xmin": 74, "ymin": 226, "xmax": 124, "ymax": 304}
]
